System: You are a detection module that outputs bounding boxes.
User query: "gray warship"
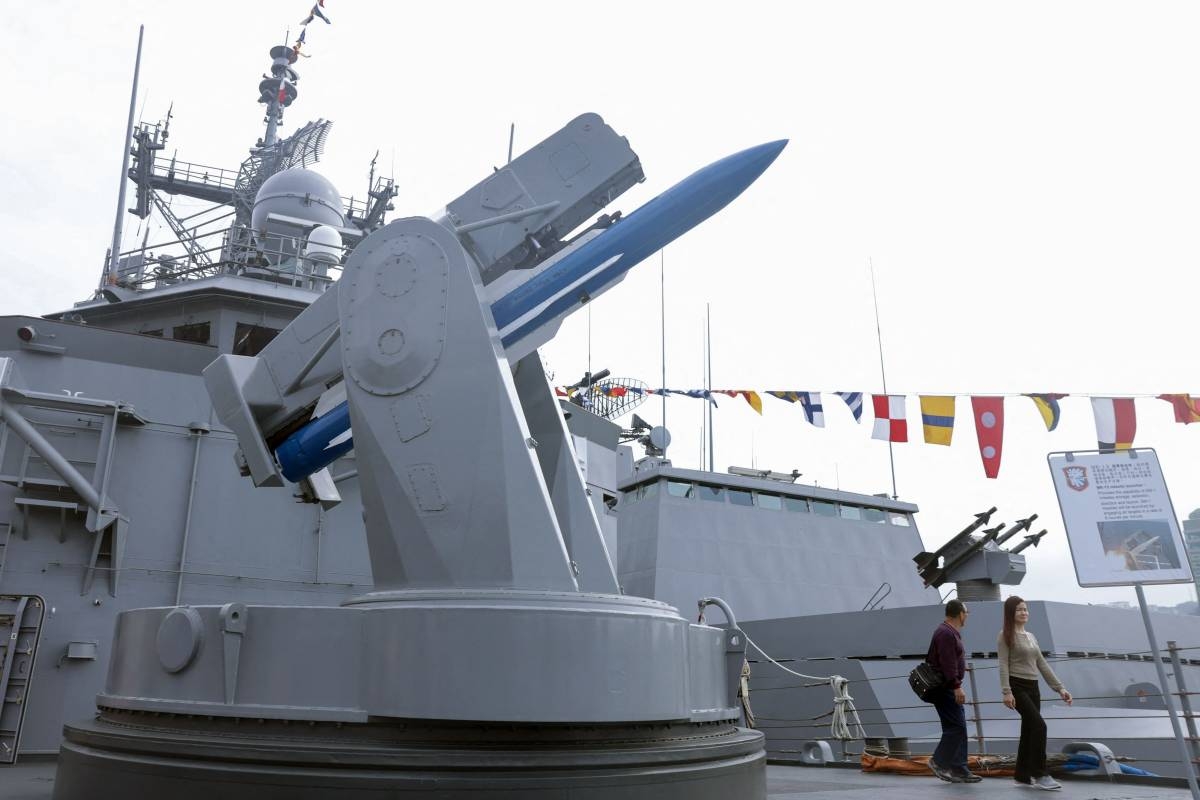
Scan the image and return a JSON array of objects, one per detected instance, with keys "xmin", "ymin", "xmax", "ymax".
[
  {"xmin": 597, "ymin": 442, "xmax": 1200, "ymax": 779},
  {"xmin": 2, "ymin": 28, "xmax": 786, "ymax": 797},
  {"xmin": 1, "ymin": 22, "xmax": 1197, "ymax": 797}
]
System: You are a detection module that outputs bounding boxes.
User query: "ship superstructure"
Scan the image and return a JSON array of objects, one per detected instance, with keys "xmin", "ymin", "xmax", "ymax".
[{"xmin": 0, "ymin": 43, "xmax": 396, "ymax": 761}]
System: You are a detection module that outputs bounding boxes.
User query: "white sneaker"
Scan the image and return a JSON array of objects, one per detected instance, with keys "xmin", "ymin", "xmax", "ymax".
[{"xmin": 1034, "ymin": 775, "xmax": 1062, "ymax": 790}]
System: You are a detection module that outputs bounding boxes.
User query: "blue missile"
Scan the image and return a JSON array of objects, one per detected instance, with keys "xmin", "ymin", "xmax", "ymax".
[
  {"xmin": 491, "ymin": 138, "xmax": 788, "ymax": 355},
  {"xmin": 275, "ymin": 398, "xmax": 352, "ymax": 483},
  {"xmin": 275, "ymin": 139, "xmax": 787, "ymax": 483}
]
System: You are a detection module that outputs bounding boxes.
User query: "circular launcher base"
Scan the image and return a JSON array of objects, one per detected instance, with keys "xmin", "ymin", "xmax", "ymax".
[{"xmin": 54, "ymin": 711, "xmax": 766, "ymax": 799}]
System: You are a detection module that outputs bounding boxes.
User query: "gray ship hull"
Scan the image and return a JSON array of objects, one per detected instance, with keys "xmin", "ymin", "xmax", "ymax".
[
  {"xmin": 741, "ymin": 601, "xmax": 1200, "ymax": 778},
  {"xmin": 0, "ymin": 312, "xmax": 372, "ymax": 757}
]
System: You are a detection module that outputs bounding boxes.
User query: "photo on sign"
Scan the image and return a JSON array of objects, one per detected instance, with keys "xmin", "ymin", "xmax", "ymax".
[{"xmin": 1097, "ymin": 519, "xmax": 1182, "ymax": 572}]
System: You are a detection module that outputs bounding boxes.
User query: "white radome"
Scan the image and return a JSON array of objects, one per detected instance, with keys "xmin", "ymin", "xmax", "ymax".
[
  {"xmin": 251, "ymin": 168, "xmax": 345, "ymax": 232},
  {"xmin": 305, "ymin": 225, "xmax": 344, "ymax": 265}
]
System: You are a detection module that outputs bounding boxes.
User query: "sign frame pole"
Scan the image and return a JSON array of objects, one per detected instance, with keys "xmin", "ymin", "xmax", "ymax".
[
  {"xmin": 1048, "ymin": 448, "xmax": 1200, "ymax": 793},
  {"xmin": 1134, "ymin": 582, "xmax": 1200, "ymax": 799}
]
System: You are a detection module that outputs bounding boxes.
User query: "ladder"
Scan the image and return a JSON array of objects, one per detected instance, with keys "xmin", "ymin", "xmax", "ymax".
[
  {"xmin": 0, "ymin": 523, "xmax": 10, "ymax": 584},
  {"xmin": 0, "ymin": 595, "xmax": 45, "ymax": 764}
]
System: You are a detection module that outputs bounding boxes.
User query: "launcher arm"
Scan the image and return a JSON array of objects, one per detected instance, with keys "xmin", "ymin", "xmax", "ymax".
[
  {"xmin": 204, "ymin": 113, "xmax": 644, "ymax": 491},
  {"xmin": 203, "ymin": 283, "xmax": 344, "ymax": 489}
]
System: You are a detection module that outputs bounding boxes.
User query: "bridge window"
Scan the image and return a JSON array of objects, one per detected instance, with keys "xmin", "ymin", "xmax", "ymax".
[
  {"xmin": 755, "ymin": 493, "xmax": 782, "ymax": 510},
  {"xmin": 838, "ymin": 504, "xmax": 863, "ymax": 521},
  {"xmin": 812, "ymin": 500, "xmax": 838, "ymax": 517},
  {"xmin": 233, "ymin": 323, "xmax": 282, "ymax": 356},
  {"xmin": 666, "ymin": 480, "xmax": 694, "ymax": 499},
  {"xmin": 784, "ymin": 496, "xmax": 809, "ymax": 513},
  {"xmin": 863, "ymin": 507, "xmax": 887, "ymax": 524},
  {"xmin": 172, "ymin": 321, "xmax": 211, "ymax": 344},
  {"xmin": 697, "ymin": 485, "xmax": 725, "ymax": 503},
  {"xmin": 728, "ymin": 489, "xmax": 754, "ymax": 507},
  {"xmin": 889, "ymin": 511, "xmax": 911, "ymax": 526}
]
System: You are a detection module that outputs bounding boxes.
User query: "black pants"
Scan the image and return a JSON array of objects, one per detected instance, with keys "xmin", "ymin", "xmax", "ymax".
[
  {"xmin": 1010, "ymin": 676, "xmax": 1047, "ymax": 781},
  {"xmin": 930, "ymin": 687, "xmax": 967, "ymax": 770}
]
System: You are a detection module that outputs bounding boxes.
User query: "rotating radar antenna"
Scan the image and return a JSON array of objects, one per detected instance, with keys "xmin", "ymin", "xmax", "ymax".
[{"xmin": 564, "ymin": 370, "xmax": 647, "ymax": 421}]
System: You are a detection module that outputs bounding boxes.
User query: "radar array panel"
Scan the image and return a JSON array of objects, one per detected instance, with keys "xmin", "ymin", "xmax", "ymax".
[{"xmin": 233, "ymin": 119, "xmax": 333, "ymax": 218}]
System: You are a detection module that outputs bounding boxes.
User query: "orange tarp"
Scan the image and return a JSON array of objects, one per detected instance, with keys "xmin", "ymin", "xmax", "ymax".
[{"xmin": 861, "ymin": 753, "xmax": 1016, "ymax": 777}]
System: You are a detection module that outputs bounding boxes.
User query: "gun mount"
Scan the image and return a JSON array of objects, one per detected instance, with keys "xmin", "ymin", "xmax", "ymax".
[
  {"xmin": 55, "ymin": 115, "xmax": 785, "ymax": 799},
  {"xmin": 915, "ymin": 509, "xmax": 1045, "ymax": 601}
]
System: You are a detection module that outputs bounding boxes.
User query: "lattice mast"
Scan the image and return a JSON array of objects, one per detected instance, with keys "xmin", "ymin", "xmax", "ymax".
[{"xmin": 111, "ymin": 41, "xmax": 393, "ymax": 291}]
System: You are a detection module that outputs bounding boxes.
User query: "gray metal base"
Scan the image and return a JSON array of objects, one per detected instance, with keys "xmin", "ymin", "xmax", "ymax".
[{"xmin": 54, "ymin": 711, "xmax": 765, "ymax": 799}]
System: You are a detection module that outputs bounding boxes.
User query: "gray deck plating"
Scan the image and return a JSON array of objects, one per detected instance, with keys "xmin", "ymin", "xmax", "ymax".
[{"xmin": 0, "ymin": 762, "xmax": 1187, "ymax": 800}]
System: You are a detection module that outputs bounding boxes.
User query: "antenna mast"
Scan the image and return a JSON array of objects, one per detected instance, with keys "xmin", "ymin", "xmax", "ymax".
[
  {"xmin": 105, "ymin": 24, "xmax": 144, "ymax": 289},
  {"xmin": 261, "ymin": 45, "xmax": 298, "ymax": 149},
  {"xmin": 869, "ymin": 258, "xmax": 898, "ymax": 499},
  {"xmin": 705, "ymin": 303, "xmax": 714, "ymax": 472},
  {"xmin": 660, "ymin": 249, "xmax": 667, "ymax": 454}
]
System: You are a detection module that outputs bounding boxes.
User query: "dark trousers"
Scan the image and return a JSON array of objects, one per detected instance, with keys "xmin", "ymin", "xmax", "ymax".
[
  {"xmin": 1011, "ymin": 676, "xmax": 1047, "ymax": 781},
  {"xmin": 930, "ymin": 687, "xmax": 968, "ymax": 770}
]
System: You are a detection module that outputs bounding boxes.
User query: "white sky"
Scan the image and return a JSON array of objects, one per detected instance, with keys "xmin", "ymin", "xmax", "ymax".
[{"xmin": 2, "ymin": 2, "xmax": 1199, "ymax": 609}]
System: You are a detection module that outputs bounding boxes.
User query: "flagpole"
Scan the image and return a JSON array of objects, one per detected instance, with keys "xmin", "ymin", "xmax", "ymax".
[
  {"xmin": 660, "ymin": 249, "xmax": 668, "ymax": 455},
  {"xmin": 870, "ymin": 259, "xmax": 898, "ymax": 499},
  {"xmin": 706, "ymin": 303, "xmax": 714, "ymax": 472},
  {"xmin": 699, "ymin": 319, "xmax": 706, "ymax": 468}
]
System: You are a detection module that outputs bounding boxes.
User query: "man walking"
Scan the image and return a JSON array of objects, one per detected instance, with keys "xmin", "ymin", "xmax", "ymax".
[{"xmin": 926, "ymin": 600, "xmax": 980, "ymax": 783}]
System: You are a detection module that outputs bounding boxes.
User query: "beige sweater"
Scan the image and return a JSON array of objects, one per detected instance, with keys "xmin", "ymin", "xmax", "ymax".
[{"xmin": 998, "ymin": 630, "xmax": 1064, "ymax": 694}]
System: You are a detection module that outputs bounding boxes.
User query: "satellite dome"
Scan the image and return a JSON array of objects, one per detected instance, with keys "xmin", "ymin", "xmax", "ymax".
[
  {"xmin": 305, "ymin": 225, "xmax": 343, "ymax": 264},
  {"xmin": 251, "ymin": 168, "xmax": 345, "ymax": 232}
]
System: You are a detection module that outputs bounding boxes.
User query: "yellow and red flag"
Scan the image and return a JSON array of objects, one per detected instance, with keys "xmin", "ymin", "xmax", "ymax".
[{"xmin": 1158, "ymin": 394, "xmax": 1200, "ymax": 424}]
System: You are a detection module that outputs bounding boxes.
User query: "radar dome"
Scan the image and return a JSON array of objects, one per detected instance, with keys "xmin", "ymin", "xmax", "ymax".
[
  {"xmin": 305, "ymin": 225, "xmax": 344, "ymax": 264},
  {"xmin": 251, "ymin": 168, "xmax": 345, "ymax": 232}
]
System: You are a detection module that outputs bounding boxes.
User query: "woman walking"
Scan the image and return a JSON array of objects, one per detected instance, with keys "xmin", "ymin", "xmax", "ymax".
[{"xmin": 999, "ymin": 596, "xmax": 1073, "ymax": 790}]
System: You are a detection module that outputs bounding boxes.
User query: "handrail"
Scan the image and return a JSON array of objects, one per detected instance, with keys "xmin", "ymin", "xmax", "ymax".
[
  {"xmin": 862, "ymin": 582, "xmax": 892, "ymax": 611},
  {"xmin": 151, "ymin": 159, "xmax": 240, "ymax": 191}
]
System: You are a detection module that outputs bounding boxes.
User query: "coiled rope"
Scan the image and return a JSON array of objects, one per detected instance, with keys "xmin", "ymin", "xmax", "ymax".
[
  {"xmin": 697, "ymin": 597, "xmax": 864, "ymax": 742},
  {"xmin": 742, "ymin": 633, "xmax": 866, "ymax": 742}
]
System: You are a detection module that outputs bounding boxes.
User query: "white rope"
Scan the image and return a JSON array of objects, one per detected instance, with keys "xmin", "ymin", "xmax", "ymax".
[{"xmin": 743, "ymin": 634, "xmax": 865, "ymax": 742}]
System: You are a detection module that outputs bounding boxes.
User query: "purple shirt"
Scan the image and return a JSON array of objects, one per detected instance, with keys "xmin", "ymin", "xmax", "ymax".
[{"xmin": 927, "ymin": 621, "xmax": 966, "ymax": 689}]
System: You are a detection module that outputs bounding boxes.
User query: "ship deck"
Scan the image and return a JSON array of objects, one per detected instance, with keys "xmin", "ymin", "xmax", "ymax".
[{"xmin": 0, "ymin": 760, "xmax": 1189, "ymax": 799}]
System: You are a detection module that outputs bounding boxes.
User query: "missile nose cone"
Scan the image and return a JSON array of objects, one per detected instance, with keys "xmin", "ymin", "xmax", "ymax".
[
  {"xmin": 670, "ymin": 137, "xmax": 787, "ymax": 225},
  {"xmin": 704, "ymin": 139, "xmax": 788, "ymax": 198},
  {"xmin": 492, "ymin": 135, "xmax": 787, "ymax": 354},
  {"xmin": 742, "ymin": 139, "xmax": 789, "ymax": 173}
]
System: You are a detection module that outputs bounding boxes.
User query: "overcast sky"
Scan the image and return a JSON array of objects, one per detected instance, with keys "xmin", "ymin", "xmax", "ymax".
[{"xmin": 3, "ymin": 2, "xmax": 1199, "ymax": 610}]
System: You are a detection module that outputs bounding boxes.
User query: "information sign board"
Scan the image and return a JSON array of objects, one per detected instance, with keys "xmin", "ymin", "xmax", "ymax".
[{"xmin": 1048, "ymin": 448, "xmax": 1192, "ymax": 587}]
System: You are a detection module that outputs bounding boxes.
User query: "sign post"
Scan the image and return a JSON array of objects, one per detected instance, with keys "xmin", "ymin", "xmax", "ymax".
[{"xmin": 1048, "ymin": 448, "xmax": 1199, "ymax": 798}]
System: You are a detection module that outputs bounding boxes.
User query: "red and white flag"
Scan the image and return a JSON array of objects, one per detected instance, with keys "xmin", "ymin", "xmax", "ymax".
[
  {"xmin": 1091, "ymin": 397, "xmax": 1136, "ymax": 453},
  {"xmin": 971, "ymin": 396, "xmax": 1005, "ymax": 479},
  {"xmin": 871, "ymin": 394, "xmax": 908, "ymax": 442}
]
